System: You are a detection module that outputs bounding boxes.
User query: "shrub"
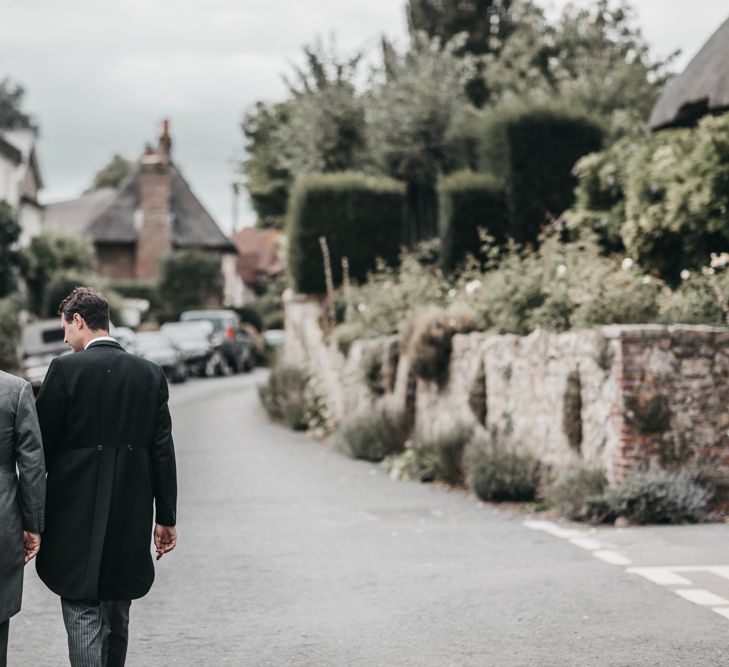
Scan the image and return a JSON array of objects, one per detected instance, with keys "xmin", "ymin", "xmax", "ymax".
[
  {"xmin": 43, "ymin": 273, "xmax": 124, "ymax": 324},
  {"xmin": 409, "ymin": 421, "xmax": 474, "ymax": 485},
  {"xmin": 400, "ymin": 306, "xmax": 454, "ymax": 387},
  {"xmin": 464, "ymin": 431, "xmax": 540, "ymax": 502},
  {"xmin": 439, "ymin": 171, "xmax": 509, "ymax": 273},
  {"xmin": 258, "ymin": 365, "xmax": 310, "ymax": 430},
  {"xmin": 286, "ymin": 172, "xmax": 405, "ymax": 294},
  {"xmin": 545, "ymin": 467, "xmax": 612, "ymax": 523},
  {"xmin": 334, "ymin": 404, "xmax": 409, "ymax": 462},
  {"xmin": 606, "ymin": 460, "xmax": 712, "ymax": 525},
  {"xmin": 158, "ymin": 249, "xmax": 224, "ymax": 318},
  {"xmin": 360, "ymin": 345, "xmax": 385, "ymax": 397},
  {"xmin": 479, "ymin": 105, "xmax": 604, "ymax": 245},
  {"xmin": 0, "ymin": 298, "xmax": 20, "ymax": 372}
]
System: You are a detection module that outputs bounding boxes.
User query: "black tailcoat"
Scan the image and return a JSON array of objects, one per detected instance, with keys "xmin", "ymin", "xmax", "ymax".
[{"xmin": 35, "ymin": 340, "xmax": 177, "ymax": 601}]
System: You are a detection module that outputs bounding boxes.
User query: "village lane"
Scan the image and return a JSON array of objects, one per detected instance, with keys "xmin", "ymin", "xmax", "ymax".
[{"xmin": 8, "ymin": 370, "xmax": 729, "ymax": 666}]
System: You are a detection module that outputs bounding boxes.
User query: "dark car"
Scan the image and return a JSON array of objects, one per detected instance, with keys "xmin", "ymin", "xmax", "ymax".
[
  {"xmin": 20, "ymin": 318, "xmax": 70, "ymax": 393},
  {"xmin": 134, "ymin": 331, "xmax": 188, "ymax": 383},
  {"xmin": 179, "ymin": 310, "xmax": 255, "ymax": 373},
  {"xmin": 160, "ymin": 321, "xmax": 226, "ymax": 377}
]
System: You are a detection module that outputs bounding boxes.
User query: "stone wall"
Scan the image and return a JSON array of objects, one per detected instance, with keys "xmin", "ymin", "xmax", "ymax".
[{"xmin": 283, "ymin": 297, "xmax": 729, "ymax": 487}]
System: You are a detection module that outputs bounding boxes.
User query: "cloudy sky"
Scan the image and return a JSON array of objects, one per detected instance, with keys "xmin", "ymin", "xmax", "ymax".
[{"xmin": 1, "ymin": 1, "xmax": 727, "ymax": 233}]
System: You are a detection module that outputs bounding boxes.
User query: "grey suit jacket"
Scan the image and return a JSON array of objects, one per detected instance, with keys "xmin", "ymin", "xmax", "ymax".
[{"xmin": 0, "ymin": 371, "xmax": 46, "ymax": 623}]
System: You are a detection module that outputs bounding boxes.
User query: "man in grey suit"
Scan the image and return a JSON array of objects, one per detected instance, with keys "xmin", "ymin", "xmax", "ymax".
[{"xmin": 0, "ymin": 371, "xmax": 46, "ymax": 667}]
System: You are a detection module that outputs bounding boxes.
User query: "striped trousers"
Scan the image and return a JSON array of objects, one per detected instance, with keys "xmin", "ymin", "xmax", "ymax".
[{"xmin": 61, "ymin": 598, "xmax": 131, "ymax": 667}]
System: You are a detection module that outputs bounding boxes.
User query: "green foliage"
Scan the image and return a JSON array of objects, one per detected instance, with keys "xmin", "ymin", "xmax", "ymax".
[
  {"xmin": 335, "ymin": 404, "xmax": 409, "ymax": 462},
  {"xmin": 606, "ymin": 461, "xmax": 712, "ymax": 525},
  {"xmin": 562, "ymin": 370, "xmax": 583, "ymax": 452},
  {"xmin": 464, "ymin": 430, "xmax": 540, "ymax": 502},
  {"xmin": 484, "ymin": 0, "xmax": 676, "ymax": 140},
  {"xmin": 19, "ymin": 232, "xmax": 97, "ymax": 315},
  {"xmin": 43, "ymin": 273, "xmax": 124, "ymax": 324},
  {"xmin": 0, "ymin": 78, "xmax": 34, "ymax": 129},
  {"xmin": 241, "ymin": 102, "xmax": 292, "ymax": 229},
  {"xmin": 400, "ymin": 305, "xmax": 455, "ymax": 386},
  {"xmin": 158, "ymin": 249, "xmax": 224, "ymax": 317},
  {"xmin": 0, "ymin": 298, "xmax": 20, "ymax": 372},
  {"xmin": 360, "ymin": 345, "xmax": 385, "ymax": 397},
  {"xmin": 545, "ymin": 467, "xmax": 612, "ymax": 523},
  {"xmin": 439, "ymin": 170, "xmax": 509, "ymax": 272},
  {"xmin": 286, "ymin": 172, "xmax": 405, "ymax": 293},
  {"xmin": 258, "ymin": 365, "xmax": 310, "ymax": 430},
  {"xmin": 89, "ymin": 154, "xmax": 133, "ymax": 191},
  {"xmin": 409, "ymin": 421, "xmax": 473, "ymax": 484},
  {"xmin": 248, "ymin": 279, "xmax": 286, "ymax": 330},
  {"xmin": 478, "ymin": 104, "xmax": 604, "ymax": 244},
  {"xmin": 0, "ymin": 200, "xmax": 20, "ymax": 297}
]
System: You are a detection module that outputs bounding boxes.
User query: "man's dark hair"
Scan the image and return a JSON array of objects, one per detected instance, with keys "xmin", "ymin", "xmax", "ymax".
[{"xmin": 58, "ymin": 287, "xmax": 110, "ymax": 331}]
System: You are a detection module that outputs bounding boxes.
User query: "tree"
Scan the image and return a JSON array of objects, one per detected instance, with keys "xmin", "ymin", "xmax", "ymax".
[
  {"xmin": 0, "ymin": 200, "xmax": 20, "ymax": 297},
  {"xmin": 0, "ymin": 78, "xmax": 34, "ymax": 130},
  {"xmin": 158, "ymin": 249, "xmax": 224, "ymax": 316},
  {"xmin": 19, "ymin": 233, "xmax": 97, "ymax": 315},
  {"xmin": 484, "ymin": 0, "xmax": 677, "ymax": 140},
  {"xmin": 406, "ymin": 0, "xmax": 517, "ymax": 106},
  {"xmin": 366, "ymin": 33, "xmax": 478, "ymax": 244},
  {"xmin": 89, "ymin": 154, "xmax": 134, "ymax": 191}
]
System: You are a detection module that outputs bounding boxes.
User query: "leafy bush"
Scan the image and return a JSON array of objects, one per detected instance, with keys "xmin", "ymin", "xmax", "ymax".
[
  {"xmin": 400, "ymin": 305, "xmax": 455, "ymax": 386},
  {"xmin": 439, "ymin": 171, "xmax": 509, "ymax": 273},
  {"xmin": 0, "ymin": 298, "xmax": 20, "ymax": 372},
  {"xmin": 409, "ymin": 421, "xmax": 473, "ymax": 485},
  {"xmin": 360, "ymin": 345, "xmax": 385, "ymax": 397},
  {"xmin": 606, "ymin": 461, "xmax": 712, "ymax": 525},
  {"xmin": 43, "ymin": 273, "xmax": 124, "ymax": 324},
  {"xmin": 287, "ymin": 172, "xmax": 405, "ymax": 294},
  {"xmin": 158, "ymin": 249, "xmax": 224, "ymax": 318},
  {"xmin": 334, "ymin": 404, "xmax": 409, "ymax": 462},
  {"xmin": 258, "ymin": 365, "xmax": 310, "ymax": 430},
  {"xmin": 478, "ymin": 105, "xmax": 604, "ymax": 245},
  {"xmin": 464, "ymin": 431, "xmax": 540, "ymax": 502},
  {"xmin": 545, "ymin": 467, "xmax": 612, "ymax": 523}
]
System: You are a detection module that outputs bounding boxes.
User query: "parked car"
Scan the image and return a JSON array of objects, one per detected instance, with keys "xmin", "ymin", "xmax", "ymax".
[
  {"xmin": 19, "ymin": 318, "xmax": 69, "ymax": 393},
  {"xmin": 179, "ymin": 310, "xmax": 255, "ymax": 373},
  {"xmin": 134, "ymin": 331, "xmax": 187, "ymax": 383},
  {"xmin": 160, "ymin": 321, "xmax": 226, "ymax": 377},
  {"xmin": 263, "ymin": 329, "xmax": 285, "ymax": 348}
]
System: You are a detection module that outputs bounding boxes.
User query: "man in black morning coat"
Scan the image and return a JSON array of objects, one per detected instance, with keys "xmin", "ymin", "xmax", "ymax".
[{"xmin": 36, "ymin": 287, "xmax": 177, "ymax": 667}]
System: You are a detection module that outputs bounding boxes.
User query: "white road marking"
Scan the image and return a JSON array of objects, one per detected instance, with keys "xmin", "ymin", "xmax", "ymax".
[
  {"xmin": 627, "ymin": 567, "xmax": 693, "ymax": 586},
  {"xmin": 675, "ymin": 589, "xmax": 729, "ymax": 607},
  {"xmin": 711, "ymin": 607, "xmax": 729, "ymax": 621},
  {"xmin": 569, "ymin": 537, "xmax": 602, "ymax": 551},
  {"xmin": 594, "ymin": 550, "xmax": 632, "ymax": 566}
]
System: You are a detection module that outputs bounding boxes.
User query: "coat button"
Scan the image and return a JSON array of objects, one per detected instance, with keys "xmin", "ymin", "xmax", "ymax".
[{"xmin": 97, "ymin": 445, "xmax": 103, "ymax": 452}]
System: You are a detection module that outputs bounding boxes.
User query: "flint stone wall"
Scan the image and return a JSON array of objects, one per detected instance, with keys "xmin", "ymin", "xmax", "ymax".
[{"xmin": 283, "ymin": 297, "xmax": 729, "ymax": 488}]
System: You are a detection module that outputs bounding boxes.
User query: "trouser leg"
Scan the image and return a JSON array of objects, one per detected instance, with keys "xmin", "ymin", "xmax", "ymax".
[
  {"xmin": 0, "ymin": 619, "xmax": 9, "ymax": 667},
  {"xmin": 61, "ymin": 598, "xmax": 103, "ymax": 667},
  {"xmin": 100, "ymin": 600, "xmax": 131, "ymax": 667}
]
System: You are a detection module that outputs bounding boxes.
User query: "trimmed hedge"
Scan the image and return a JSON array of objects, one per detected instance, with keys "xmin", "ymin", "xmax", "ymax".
[
  {"xmin": 287, "ymin": 172, "xmax": 405, "ymax": 294},
  {"xmin": 439, "ymin": 171, "xmax": 510, "ymax": 272},
  {"xmin": 0, "ymin": 298, "xmax": 20, "ymax": 373},
  {"xmin": 479, "ymin": 106, "xmax": 604, "ymax": 245}
]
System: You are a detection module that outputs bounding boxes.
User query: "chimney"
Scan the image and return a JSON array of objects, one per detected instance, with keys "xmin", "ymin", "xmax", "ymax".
[{"xmin": 135, "ymin": 120, "xmax": 173, "ymax": 279}]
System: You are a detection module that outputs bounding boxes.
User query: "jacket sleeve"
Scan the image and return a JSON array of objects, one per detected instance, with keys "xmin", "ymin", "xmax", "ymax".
[
  {"xmin": 36, "ymin": 357, "xmax": 67, "ymax": 468},
  {"xmin": 14, "ymin": 381, "xmax": 47, "ymax": 533},
  {"xmin": 150, "ymin": 371, "xmax": 177, "ymax": 526}
]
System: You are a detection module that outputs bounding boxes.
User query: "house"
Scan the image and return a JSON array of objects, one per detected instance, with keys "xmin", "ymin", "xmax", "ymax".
[
  {"xmin": 0, "ymin": 129, "xmax": 44, "ymax": 246},
  {"xmin": 650, "ymin": 15, "xmax": 729, "ymax": 131},
  {"xmin": 44, "ymin": 121, "xmax": 244, "ymax": 306},
  {"xmin": 231, "ymin": 226, "xmax": 284, "ymax": 296}
]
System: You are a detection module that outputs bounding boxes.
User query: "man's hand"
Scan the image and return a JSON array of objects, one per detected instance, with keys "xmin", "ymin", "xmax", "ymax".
[
  {"xmin": 154, "ymin": 524, "xmax": 177, "ymax": 561},
  {"xmin": 23, "ymin": 531, "xmax": 41, "ymax": 564}
]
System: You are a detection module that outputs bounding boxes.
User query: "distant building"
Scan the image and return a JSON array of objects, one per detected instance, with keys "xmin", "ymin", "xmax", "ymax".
[
  {"xmin": 0, "ymin": 129, "xmax": 44, "ymax": 246},
  {"xmin": 231, "ymin": 227, "xmax": 284, "ymax": 297},
  {"xmin": 44, "ymin": 121, "xmax": 244, "ymax": 306},
  {"xmin": 650, "ymin": 15, "xmax": 729, "ymax": 131}
]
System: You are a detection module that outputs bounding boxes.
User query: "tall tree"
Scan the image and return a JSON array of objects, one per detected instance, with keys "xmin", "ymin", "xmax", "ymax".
[
  {"xmin": 366, "ymin": 33, "xmax": 478, "ymax": 244},
  {"xmin": 0, "ymin": 200, "xmax": 21, "ymax": 297},
  {"xmin": 485, "ymin": 0, "xmax": 677, "ymax": 140},
  {"xmin": 406, "ymin": 0, "xmax": 517, "ymax": 106},
  {"xmin": 88, "ymin": 154, "xmax": 134, "ymax": 191},
  {"xmin": 0, "ymin": 78, "xmax": 34, "ymax": 130}
]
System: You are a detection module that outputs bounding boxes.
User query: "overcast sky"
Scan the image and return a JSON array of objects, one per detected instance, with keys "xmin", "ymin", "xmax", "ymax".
[{"xmin": 1, "ymin": 1, "xmax": 727, "ymax": 233}]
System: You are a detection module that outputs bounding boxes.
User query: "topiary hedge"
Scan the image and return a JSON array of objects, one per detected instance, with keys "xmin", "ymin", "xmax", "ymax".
[
  {"xmin": 439, "ymin": 171, "xmax": 509, "ymax": 272},
  {"xmin": 479, "ymin": 105, "xmax": 604, "ymax": 245},
  {"xmin": 286, "ymin": 172, "xmax": 405, "ymax": 294}
]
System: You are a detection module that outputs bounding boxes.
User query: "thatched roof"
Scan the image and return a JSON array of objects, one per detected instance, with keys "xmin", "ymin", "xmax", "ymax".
[{"xmin": 650, "ymin": 16, "xmax": 729, "ymax": 131}]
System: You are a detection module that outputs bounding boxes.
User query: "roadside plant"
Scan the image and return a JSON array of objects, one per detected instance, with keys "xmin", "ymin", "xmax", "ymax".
[
  {"xmin": 334, "ymin": 403, "xmax": 409, "ymax": 462},
  {"xmin": 400, "ymin": 305, "xmax": 454, "ymax": 387},
  {"xmin": 360, "ymin": 344, "xmax": 385, "ymax": 397},
  {"xmin": 606, "ymin": 460, "xmax": 712, "ymax": 525},
  {"xmin": 464, "ymin": 430, "xmax": 540, "ymax": 502},
  {"xmin": 258, "ymin": 365, "xmax": 310, "ymax": 431},
  {"xmin": 409, "ymin": 421, "xmax": 474, "ymax": 485},
  {"xmin": 545, "ymin": 467, "xmax": 613, "ymax": 523}
]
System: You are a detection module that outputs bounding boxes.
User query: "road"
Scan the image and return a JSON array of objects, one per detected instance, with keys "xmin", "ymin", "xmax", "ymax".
[{"xmin": 8, "ymin": 371, "xmax": 729, "ymax": 666}]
